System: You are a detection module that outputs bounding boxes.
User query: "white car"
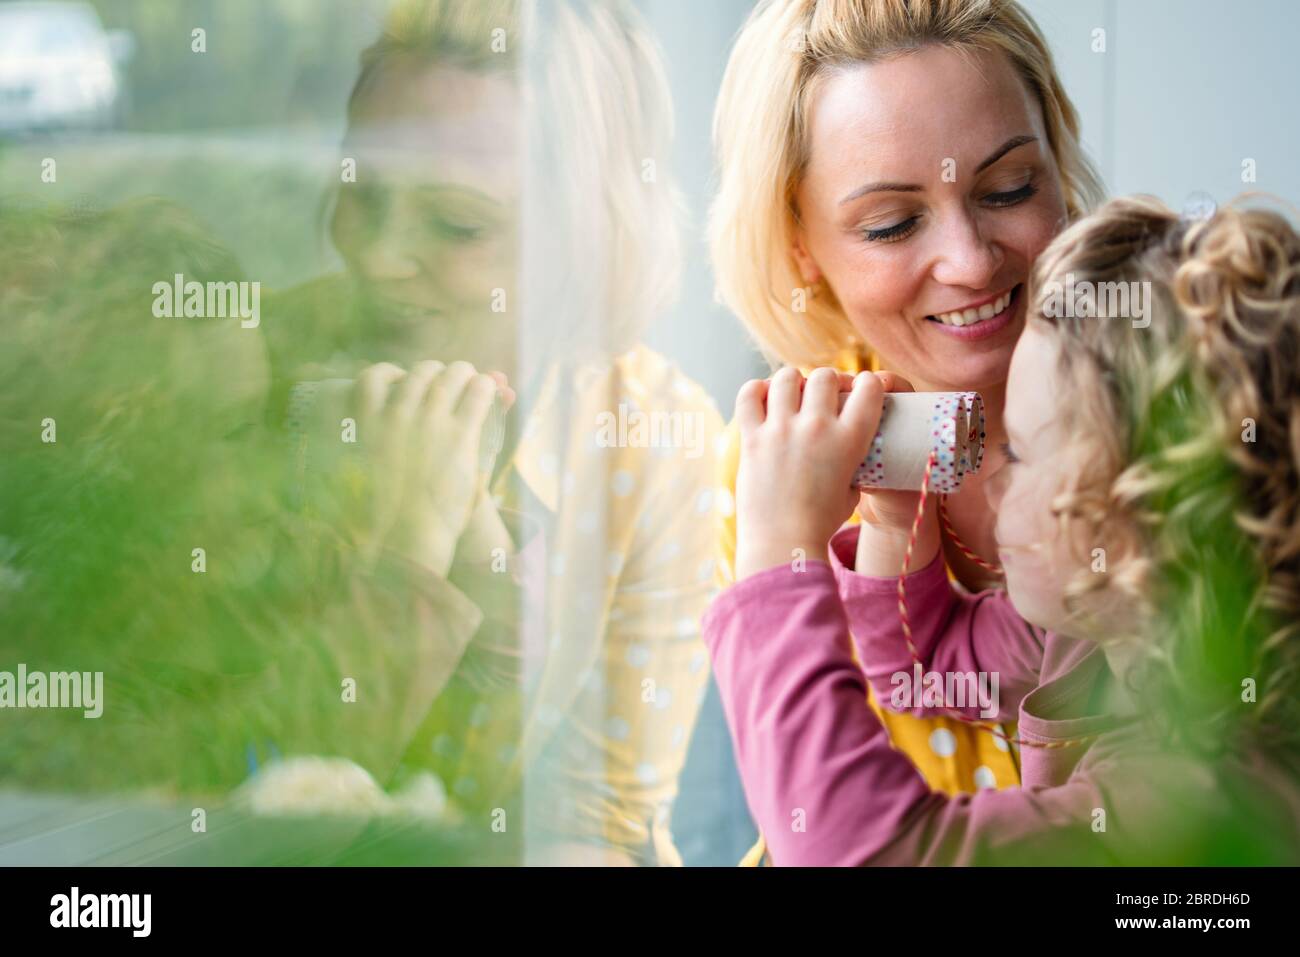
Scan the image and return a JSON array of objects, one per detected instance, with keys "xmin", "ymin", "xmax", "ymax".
[{"xmin": 0, "ymin": 2, "xmax": 133, "ymax": 133}]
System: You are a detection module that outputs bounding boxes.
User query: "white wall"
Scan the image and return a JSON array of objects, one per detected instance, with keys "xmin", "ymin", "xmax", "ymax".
[{"xmin": 1022, "ymin": 0, "xmax": 1300, "ymax": 210}]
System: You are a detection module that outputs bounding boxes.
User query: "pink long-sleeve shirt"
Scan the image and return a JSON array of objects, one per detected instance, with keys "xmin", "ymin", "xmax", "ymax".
[{"xmin": 702, "ymin": 524, "xmax": 1300, "ymax": 866}]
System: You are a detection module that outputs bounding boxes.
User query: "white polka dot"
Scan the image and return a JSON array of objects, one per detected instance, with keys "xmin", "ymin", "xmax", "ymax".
[
  {"xmin": 697, "ymin": 558, "xmax": 716, "ymax": 582},
  {"xmin": 469, "ymin": 702, "xmax": 489, "ymax": 727},
  {"xmin": 716, "ymin": 487, "xmax": 735, "ymax": 517},
  {"xmin": 689, "ymin": 650, "xmax": 707, "ymax": 674},
  {"xmin": 973, "ymin": 765, "xmax": 997, "ymax": 790},
  {"xmin": 992, "ymin": 728, "xmax": 1010, "ymax": 752},
  {"xmin": 563, "ymin": 471, "xmax": 576, "ymax": 494},
  {"xmin": 550, "ymin": 553, "xmax": 566, "ymax": 577},
  {"xmin": 612, "ymin": 471, "xmax": 635, "ymax": 497},
  {"xmin": 713, "ymin": 433, "xmax": 730, "ymax": 456},
  {"xmin": 538, "ymin": 706, "xmax": 562, "ymax": 727},
  {"xmin": 659, "ymin": 541, "xmax": 681, "ymax": 562},
  {"xmin": 671, "ymin": 725, "xmax": 686, "ymax": 748},
  {"xmin": 654, "ymin": 686, "xmax": 673, "ymax": 711},
  {"xmin": 540, "ymin": 452, "xmax": 558, "ymax": 475},
  {"xmin": 626, "ymin": 644, "xmax": 651, "ymax": 668},
  {"xmin": 453, "ymin": 777, "xmax": 478, "ymax": 797},
  {"xmin": 431, "ymin": 734, "xmax": 454, "ymax": 757},
  {"xmin": 635, "ymin": 763, "xmax": 659, "ymax": 785},
  {"xmin": 929, "ymin": 727, "xmax": 957, "ymax": 758},
  {"xmin": 607, "ymin": 552, "xmax": 624, "ymax": 576},
  {"xmin": 577, "ymin": 510, "xmax": 597, "ymax": 533},
  {"xmin": 575, "ymin": 590, "xmax": 596, "ymax": 614},
  {"xmin": 695, "ymin": 489, "xmax": 715, "ymax": 514},
  {"xmin": 605, "ymin": 716, "xmax": 631, "ymax": 741}
]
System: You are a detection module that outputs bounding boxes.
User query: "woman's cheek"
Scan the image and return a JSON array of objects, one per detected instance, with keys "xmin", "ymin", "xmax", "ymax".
[{"xmin": 838, "ymin": 249, "xmax": 925, "ymax": 359}]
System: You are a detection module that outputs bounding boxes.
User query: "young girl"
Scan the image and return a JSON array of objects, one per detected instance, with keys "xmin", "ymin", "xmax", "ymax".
[{"xmin": 705, "ymin": 195, "xmax": 1300, "ymax": 865}]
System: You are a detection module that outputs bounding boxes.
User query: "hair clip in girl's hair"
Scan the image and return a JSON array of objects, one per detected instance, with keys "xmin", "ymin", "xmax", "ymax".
[{"xmin": 1181, "ymin": 191, "xmax": 1218, "ymax": 224}]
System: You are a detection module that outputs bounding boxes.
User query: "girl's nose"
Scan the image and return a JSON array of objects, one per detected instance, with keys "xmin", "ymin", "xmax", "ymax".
[{"xmin": 983, "ymin": 462, "xmax": 1010, "ymax": 512}]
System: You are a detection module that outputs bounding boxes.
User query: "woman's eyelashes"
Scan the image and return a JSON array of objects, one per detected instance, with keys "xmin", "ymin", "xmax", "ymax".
[
  {"xmin": 856, "ymin": 177, "xmax": 1039, "ymax": 244},
  {"xmin": 1001, "ymin": 441, "xmax": 1020, "ymax": 464},
  {"xmin": 861, "ymin": 215, "xmax": 920, "ymax": 243},
  {"xmin": 983, "ymin": 181, "xmax": 1038, "ymax": 208}
]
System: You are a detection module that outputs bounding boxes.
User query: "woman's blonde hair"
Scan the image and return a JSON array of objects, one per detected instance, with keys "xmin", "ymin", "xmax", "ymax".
[
  {"xmin": 1029, "ymin": 194, "xmax": 1300, "ymax": 752},
  {"xmin": 709, "ymin": 0, "xmax": 1103, "ymax": 369}
]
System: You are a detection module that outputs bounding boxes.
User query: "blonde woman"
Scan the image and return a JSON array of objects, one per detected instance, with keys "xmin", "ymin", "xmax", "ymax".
[{"xmin": 709, "ymin": 0, "xmax": 1103, "ymax": 862}]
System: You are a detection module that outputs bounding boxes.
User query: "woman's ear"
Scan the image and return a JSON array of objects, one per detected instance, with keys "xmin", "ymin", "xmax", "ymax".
[{"xmin": 791, "ymin": 228, "xmax": 823, "ymax": 287}]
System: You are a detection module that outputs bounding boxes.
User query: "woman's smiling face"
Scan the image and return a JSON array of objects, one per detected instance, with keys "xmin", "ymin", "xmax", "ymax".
[{"xmin": 792, "ymin": 44, "xmax": 1068, "ymax": 392}]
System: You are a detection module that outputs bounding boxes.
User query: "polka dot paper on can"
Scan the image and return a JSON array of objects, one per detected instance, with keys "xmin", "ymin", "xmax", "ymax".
[{"xmin": 850, "ymin": 391, "xmax": 986, "ymax": 494}]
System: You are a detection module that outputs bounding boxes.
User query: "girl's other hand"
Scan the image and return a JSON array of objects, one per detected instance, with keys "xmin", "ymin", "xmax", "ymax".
[
  {"xmin": 733, "ymin": 367, "xmax": 884, "ymax": 581},
  {"xmin": 851, "ymin": 371, "xmax": 942, "ymax": 578}
]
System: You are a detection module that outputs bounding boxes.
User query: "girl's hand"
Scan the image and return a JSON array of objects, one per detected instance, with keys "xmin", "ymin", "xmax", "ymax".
[
  {"xmin": 733, "ymin": 367, "xmax": 884, "ymax": 581},
  {"xmin": 312, "ymin": 360, "xmax": 505, "ymax": 578},
  {"xmin": 452, "ymin": 370, "xmax": 518, "ymax": 566}
]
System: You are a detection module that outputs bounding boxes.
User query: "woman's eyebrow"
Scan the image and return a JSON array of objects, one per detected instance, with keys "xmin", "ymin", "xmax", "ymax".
[
  {"xmin": 837, "ymin": 134, "xmax": 1040, "ymax": 206},
  {"xmin": 975, "ymin": 134, "xmax": 1038, "ymax": 173},
  {"xmin": 838, "ymin": 181, "xmax": 922, "ymax": 206}
]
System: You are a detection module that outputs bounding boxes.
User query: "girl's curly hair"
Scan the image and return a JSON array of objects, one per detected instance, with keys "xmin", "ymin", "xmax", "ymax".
[{"xmin": 1027, "ymin": 193, "xmax": 1300, "ymax": 755}]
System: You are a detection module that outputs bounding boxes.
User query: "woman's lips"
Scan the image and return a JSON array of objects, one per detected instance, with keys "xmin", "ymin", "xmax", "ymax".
[{"xmin": 925, "ymin": 284, "xmax": 1021, "ymax": 342}]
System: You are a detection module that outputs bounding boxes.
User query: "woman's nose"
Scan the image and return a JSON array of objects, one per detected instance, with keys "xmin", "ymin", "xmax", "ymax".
[
  {"xmin": 357, "ymin": 231, "xmax": 423, "ymax": 282},
  {"xmin": 931, "ymin": 212, "xmax": 1003, "ymax": 290}
]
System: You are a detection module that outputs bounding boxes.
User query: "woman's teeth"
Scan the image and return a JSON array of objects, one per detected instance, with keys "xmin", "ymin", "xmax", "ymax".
[{"xmin": 930, "ymin": 287, "xmax": 1014, "ymax": 327}]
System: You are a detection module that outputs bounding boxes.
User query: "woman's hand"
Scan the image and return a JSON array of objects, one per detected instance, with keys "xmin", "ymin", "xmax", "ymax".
[{"xmin": 733, "ymin": 367, "xmax": 884, "ymax": 581}]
